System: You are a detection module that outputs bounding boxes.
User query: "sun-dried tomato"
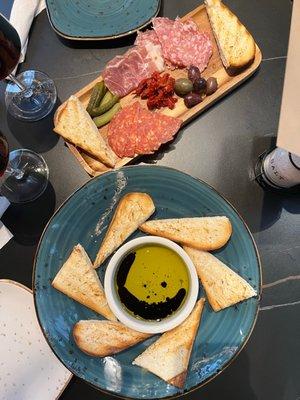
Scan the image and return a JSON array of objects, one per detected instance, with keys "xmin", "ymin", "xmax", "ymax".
[{"xmin": 135, "ymin": 72, "xmax": 177, "ymax": 110}]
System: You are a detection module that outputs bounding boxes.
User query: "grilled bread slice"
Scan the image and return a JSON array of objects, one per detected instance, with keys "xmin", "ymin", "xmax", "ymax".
[
  {"xmin": 205, "ymin": 0, "xmax": 256, "ymax": 71},
  {"xmin": 184, "ymin": 247, "xmax": 256, "ymax": 311},
  {"xmin": 140, "ymin": 216, "xmax": 232, "ymax": 251},
  {"xmin": 73, "ymin": 320, "xmax": 151, "ymax": 357},
  {"xmin": 54, "ymin": 95, "xmax": 117, "ymax": 167},
  {"xmin": 94, "ymin": 192, "xmax": 155, "ymax": 268},
  {"xmin": 133, "ymin": 299, "xmax": 205, "ymax": 388},
  {"xmin": 52, "ymin": 244, "xmax": 116, "ymax": 320}
]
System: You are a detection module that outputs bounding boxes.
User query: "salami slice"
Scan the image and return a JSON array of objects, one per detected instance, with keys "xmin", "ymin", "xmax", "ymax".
[
  {"xmin": 135, "ymin": 30, "xmax": 160, "ymax": 46},
  {"xmin": 108, "ymin": 102, "xmax": 139, "ymax": 158},
  {"xmin": 152, "ymin": 17, "xmax": 212, "ymax": 72},
  {"xmin": 108, "ymin": 102, "xmax": 182, "ymax": 157}
]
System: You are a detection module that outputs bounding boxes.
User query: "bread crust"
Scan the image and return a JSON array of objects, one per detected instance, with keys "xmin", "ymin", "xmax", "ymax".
[
  {"xmin": 94, "ymin": 192, "xmax": 155, "ymax": 268},
  {"xmin": 54, "ymin": 96, "xmax": 117, "ymax": 167},
  {"xmin": 133, "ymin": 299, "xmax": 205, "ymax": 388},
  {"xmin": 139, "ymin": 217, "xmax": 232, "ymax": 251},
  {"xmin": 73, "ymin": 320, "xmax": 151, "ymax": 357},
  {"xmin": 52, "ymin": 244, "xmax": 116, "ymax": 320},
  {"xmin": 205, "ymin": 0, "xmax": 256, "ymax": 72},
  {"xmin": 184, "ymin": 247, "xmax": 256, "ymax": 311}
]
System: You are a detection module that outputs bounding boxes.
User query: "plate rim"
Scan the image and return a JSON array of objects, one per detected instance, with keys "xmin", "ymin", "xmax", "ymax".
[
  {"xmin": 32, "ymin": 165, "xmax": 262, "ymax": 399},
  {"xmin": 45, "ymin": 0, "xmax": 161, "ymax": 41}
]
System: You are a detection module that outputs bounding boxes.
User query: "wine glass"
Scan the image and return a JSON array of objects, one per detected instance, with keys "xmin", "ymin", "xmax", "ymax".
[
  {"xmin": 0, "ymin": 13, "xmax": 57, "ymax": 121},
  {"xmin": 0, "ymin": 132, "xmax": 48, "ymax": 203}
]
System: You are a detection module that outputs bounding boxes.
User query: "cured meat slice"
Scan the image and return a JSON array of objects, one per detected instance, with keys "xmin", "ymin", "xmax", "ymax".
[
  {"xmin": 135, "ymin": 30, "xmax": 160, "ymax": 46},
  {"xmin": 136, "ymin": 108, "xmax": 162, "ymax": 154},
  {"xmin": 152, "ymin": 17, "xmax": 212, "ymax": 72},
  {"xmin": 108, "ymin": 102, "xmax": 182, "ymax": 157},
  {"xmin": 103, "ymin": 43, "xmax": 164, "ymax": 98},
  {"xmin": 108, "ymin": 102, "xmax": 139, "ymax": 158}
]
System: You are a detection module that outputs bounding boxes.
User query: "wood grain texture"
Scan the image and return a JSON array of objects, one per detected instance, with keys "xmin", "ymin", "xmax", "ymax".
[{"xmin": 54, "ymin": 3, "xmax": 262, "ymax": 176}]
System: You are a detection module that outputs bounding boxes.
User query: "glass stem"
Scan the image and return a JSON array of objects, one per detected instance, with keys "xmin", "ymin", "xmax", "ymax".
[
  {"xmin": 8, "ymin": 73, "xmax": 26, "ymax": 91},
  {"xmin": 8, "ymin": 73, "xmax": 40, "ymax": 106},
  {"xmin": 6, "ymin": 165, "xmax": 25, "ymax": 180}
]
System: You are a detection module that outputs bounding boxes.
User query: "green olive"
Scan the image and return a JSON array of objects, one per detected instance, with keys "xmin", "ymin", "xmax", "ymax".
[{"xmin": 174, "ymin": 78, "xmax": 193, "ymax": 97}]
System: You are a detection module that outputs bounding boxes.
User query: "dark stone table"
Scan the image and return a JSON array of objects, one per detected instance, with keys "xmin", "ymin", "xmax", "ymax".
[{"xmin": 0, "ymin": 1, "xmax": 299, "ymax": 399}]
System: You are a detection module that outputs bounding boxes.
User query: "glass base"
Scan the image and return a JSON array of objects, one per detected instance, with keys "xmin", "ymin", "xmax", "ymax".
[
  {"xmin": 5, "ymin": 70, "xmax": 57, "ymax": 122},
  {"xmin": 1, "ymin": 149, "xmax": 49, "ymax": 203}
]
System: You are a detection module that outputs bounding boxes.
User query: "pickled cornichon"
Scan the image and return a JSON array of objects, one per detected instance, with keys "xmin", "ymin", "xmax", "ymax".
[
  {"xmin": 90, "ymin": 92, "xmax": 119, "ymax": 117},
  {"xmin": 93, "ymin": 102, "xmax": 121, "ymax": 128},
  {"xmin": 86, "ymin": 81, "xmax": 106, "ymax": 115}
]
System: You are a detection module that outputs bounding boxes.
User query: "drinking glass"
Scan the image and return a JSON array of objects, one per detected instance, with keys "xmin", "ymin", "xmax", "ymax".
[
  {"xmin": 0, "ymin": 132, "xmax": 48, "ymax": 203},
  {"xmin": 0, "ymin": 13, "xmax": 57, "ymax": 121}
]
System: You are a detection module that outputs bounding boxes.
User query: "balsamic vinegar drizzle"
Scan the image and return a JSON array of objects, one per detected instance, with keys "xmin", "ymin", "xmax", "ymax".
[{"xmin": 116, "ymin": 249, "xmax": 187, "ymax": 321}]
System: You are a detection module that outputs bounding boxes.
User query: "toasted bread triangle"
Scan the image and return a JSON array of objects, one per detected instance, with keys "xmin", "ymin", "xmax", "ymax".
[
  {"xmin": 133, "ymin": 298, "xmax": 205, "ymax": 388},
  {"xmin": 93, "ymin": 192, "xmax": 155, "ymax": 268},
  {"xmin": 73, "ymin": 320, "xmax": 151, "ymax": 357},
  {"xmin": 52, "ymin": 244, "xmax": 116, "ymax": 320},
  {"xmin": 140, "ymin": 216, "xmax": 232, "ymax": 251},
  {"xmin": 54, "ymin": 95, "xmax": 117, "ymax": 167},
  {"xmin": 205, "ymin": 0, "xmax": 256, "ymax": 71},
  {"xmin": 184, "ymin": 247, "xmax": 256, "ymax": 311}
]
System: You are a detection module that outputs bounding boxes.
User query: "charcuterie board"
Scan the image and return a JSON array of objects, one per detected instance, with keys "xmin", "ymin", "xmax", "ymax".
[{"xmin": 54, "ymin": 3, "xmax": 262, "ymax": 177}]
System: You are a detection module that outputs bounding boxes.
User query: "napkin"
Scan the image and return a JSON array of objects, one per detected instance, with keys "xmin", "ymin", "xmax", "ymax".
[
  {"xmin": 10, "ymin": 0, "xmax": 46, "ymax": 73},
  {"xmin": 0, "ymin": 197, "xmax": 13, "ymax": 250}
]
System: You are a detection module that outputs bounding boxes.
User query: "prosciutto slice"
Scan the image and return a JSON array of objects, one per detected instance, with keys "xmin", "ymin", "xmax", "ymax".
[{"xmin": 103, "ymin": 43, "xmax": 164, "ymax": 98}]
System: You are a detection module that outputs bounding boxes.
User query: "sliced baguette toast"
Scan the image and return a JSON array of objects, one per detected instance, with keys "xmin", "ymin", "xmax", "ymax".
[
  {"xmin": 205, "ymin": 0, "xmax": 256, "ymax": 71},
  {"xmin": 184, "ymin": 247, "xmax": 256, "ymax": 311},
  {"xmin": 54, "ymin": 95, "xmax": 117, "ymax": 167},
  {"xmin": 133, "ymin": 298, "xmax": 205, "ymax": 388},
  {"xmin": 94, "ymin": 192, "xmax": 155, "ymax": 268},
  {"xmin": 73, "ymin": 320, "xmax": 151, "ymax": 357},
  {"xmin": 139, "ymin": 216, "xmax": 232, "ymax": 251},
  {"xmin": 52, "ymin": 244, "xmax": 116, "ymax": 320}
]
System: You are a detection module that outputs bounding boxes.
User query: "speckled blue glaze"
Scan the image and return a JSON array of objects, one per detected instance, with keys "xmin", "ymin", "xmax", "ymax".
[
  {"xmin": 45, "ymin": 0, "xmax": 161, "ymax": 40},
  {"xmin": 34, "ymin": 166, "xmax": 261, "ymax": 399}
]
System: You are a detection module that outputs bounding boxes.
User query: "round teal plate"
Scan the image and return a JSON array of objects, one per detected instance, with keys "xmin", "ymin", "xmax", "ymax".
[
  {"xmin": 45, "ymin": 0, "xmax": 161, "ymax": 40},
  {"xmin": 33, "ymin": 166, "xmax": 261, "ymax": 399}
]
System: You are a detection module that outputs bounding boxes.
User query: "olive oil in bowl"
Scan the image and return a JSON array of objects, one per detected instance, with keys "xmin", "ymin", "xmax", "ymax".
[{"xmin": 115, "ymin": 244, "xmax": 189, "ymax": 321}]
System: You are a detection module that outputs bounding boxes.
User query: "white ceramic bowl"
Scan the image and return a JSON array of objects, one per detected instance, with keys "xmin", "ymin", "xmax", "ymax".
[{"xmin": 104, "ymin": 236, "xmax": 199, "ymax": 334}]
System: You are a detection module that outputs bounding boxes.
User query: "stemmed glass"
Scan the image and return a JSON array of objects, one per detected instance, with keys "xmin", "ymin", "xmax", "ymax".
[
  {"xmin": 0, "ymin": 13, "xmax": 52, "ymax": 202},
  {"xmin": 0, "ymin": 132, "xmax": 48, "ymax": 203},
  {"xmin": 0, "ymin": 12, "xmax": 57, "ymax": 121}
]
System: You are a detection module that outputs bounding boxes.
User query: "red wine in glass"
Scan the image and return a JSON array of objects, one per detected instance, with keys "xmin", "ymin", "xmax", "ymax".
[
  {"xmin": 0, "ymin": 14, "xmax": 21, "ymax": 80},
  {"xmin": 0, "ymin": 133, "xmax": 9, "ymax": 177}
]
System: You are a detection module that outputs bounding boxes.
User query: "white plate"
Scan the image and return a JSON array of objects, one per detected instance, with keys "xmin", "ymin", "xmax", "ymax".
[{"xmin": 0, "ymin": 280, "xmax": 72, "ymax": 400}]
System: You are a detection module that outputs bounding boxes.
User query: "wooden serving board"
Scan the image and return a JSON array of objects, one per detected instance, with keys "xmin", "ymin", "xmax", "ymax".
[{"xmin": 54, "ymin": 3, "xmax": 262, "ymax": 177}]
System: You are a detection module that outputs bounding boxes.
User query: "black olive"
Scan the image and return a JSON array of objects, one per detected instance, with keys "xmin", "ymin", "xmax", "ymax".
[
  {"xmin": 206, "ymin": 77, "xmax": 218, "ymax": 95},
  {"xmin": 193, "ymin": 77, "xmax": 207, "ymax": 95},
  {"xmin": 184, "ymin": 92, "xmax": 202, "ymax": 108},
  {"xmin": 187, "ymin": 65, "xmax": 201, "ymax": 83}
]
